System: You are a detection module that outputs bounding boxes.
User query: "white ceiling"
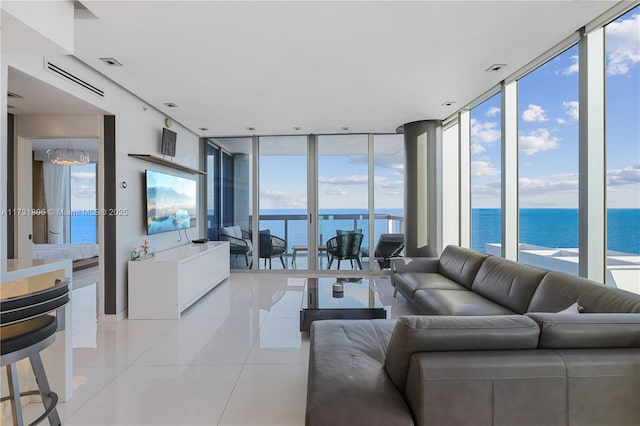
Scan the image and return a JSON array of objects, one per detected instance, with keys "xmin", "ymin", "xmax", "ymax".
[{"xmin": 22, "ymin": 1, "xmax": 625, "ymax": 136}]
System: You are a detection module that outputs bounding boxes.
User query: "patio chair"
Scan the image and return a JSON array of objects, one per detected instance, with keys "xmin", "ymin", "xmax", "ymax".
[
  {"xmin": 326, "ymin": 229, "xmax": 364, "ymax": 270},
  {"xmin": 373, "ymin": 233, "xmax": 404, "ymax": 269},
  {"xmin": 219, "ymin": 225, "xmax": 252, "ymax": 267},
  {"xmin": 258, "ymin": 229, "xmax": 287, "ymax": 269}
]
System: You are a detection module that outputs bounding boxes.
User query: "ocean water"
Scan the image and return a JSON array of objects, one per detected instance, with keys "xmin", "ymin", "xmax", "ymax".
[
  {"xmin": 73, "ymin": 208, "xmax": 639, "ymax": 256},
  {"xmin": 70, "ymin": 213, "xmax": 97, "ymax": 244},
  {"xmin": 472, "ymin": 208, "xmax": 640, "ymax": 254}
]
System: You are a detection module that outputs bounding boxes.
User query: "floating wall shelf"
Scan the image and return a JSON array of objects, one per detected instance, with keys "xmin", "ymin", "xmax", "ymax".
[{"xmin": 128, "ymin": 154, "xmax": 206, "ymax": 175}]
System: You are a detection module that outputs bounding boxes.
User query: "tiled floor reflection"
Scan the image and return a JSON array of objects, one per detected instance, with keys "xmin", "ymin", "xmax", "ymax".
[{"xmin": 7, "ymin": 272, "xmax": 408, "ymax": 425}]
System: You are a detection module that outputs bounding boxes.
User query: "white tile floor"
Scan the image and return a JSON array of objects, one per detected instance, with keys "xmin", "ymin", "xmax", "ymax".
[{"xmin": 8, "ymin": 272, "xmax": 412, "ymax": 426}]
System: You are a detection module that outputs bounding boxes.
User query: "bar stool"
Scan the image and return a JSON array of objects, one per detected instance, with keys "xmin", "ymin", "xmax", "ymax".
[{"xmin": 1, "ymin": 277, "xmax": 70, "ymax": 426}]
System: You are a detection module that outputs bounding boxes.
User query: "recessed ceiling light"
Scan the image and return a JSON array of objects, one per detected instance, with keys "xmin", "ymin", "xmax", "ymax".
[
  {"xmin": 341, "ymin": 127, "xmax": 350, "ymax": 131},
  {"xmin": 99, "ymin": 57, "xmax": 123, "ymax": 67},
  {"xmin": 246, "ymin": 127, "xmax": 256, "ymax": 131},
  {"xmin": 293, "ymin": 127, "xmax": 302, "ymax": 131},
  {"xmin": 7, "ymin": 91, "xmax": 22, "ymax": 98},
  {"xmin": 164, "ymin": 102, "xmax": 178, "ymax": 108},
  {"xmin": 199, "ymin": 127, "xmax": 209, "ymax": 131},
  {"xmin": 486, "ymin": 64, "xmax": 506, "ymax": 72},
  {"xmin": 442, "ymin": 101, "xmax": 456, "ymax": 107}
]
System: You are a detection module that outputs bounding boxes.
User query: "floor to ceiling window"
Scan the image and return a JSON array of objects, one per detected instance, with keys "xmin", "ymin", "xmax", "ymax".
[
  {"xmin": 518, "ymin": 45, "xmax": 580, "ymax": 274},
  {"xmin": 206, "ymin": 142, "xmax": 220, "ymax": 241},
  {"xmin": 209, "ymin": 137, "xmax": 253, "ymax": 270},
  {"xmin": 605, "ymin": 6, "xmax": 640, "ymax": 292},
  {"xmin": 258, "ymin": 136, "xmax": 308, "ymax": 270},
  {"xmin": 373, "ymin": 134, "xmax": 405, "ymax": 266},
  {"xmin": 317, "ymin": 135, "xmax": 369, "ymax": 271},
  {"xmin": 70, "ymin": 162, "xmax": 97, "ymax": 243},
  {"xmin": 442, "ymin": 123, "xmax": 460, "ymax": 248},
  {"xmin": 470, "ymin": 94, "xmax": 502, "ymax": 254}
]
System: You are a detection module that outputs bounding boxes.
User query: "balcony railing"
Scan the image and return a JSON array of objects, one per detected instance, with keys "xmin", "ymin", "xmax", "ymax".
[{"xmin": 254, "ymin": 212, "xmax": 404, "ymax": 256}]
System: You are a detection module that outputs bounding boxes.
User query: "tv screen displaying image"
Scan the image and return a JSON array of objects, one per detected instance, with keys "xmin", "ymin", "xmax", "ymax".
[{"xmin": 146, "ymin": 169, "xmax": 197, "ymax": 235}]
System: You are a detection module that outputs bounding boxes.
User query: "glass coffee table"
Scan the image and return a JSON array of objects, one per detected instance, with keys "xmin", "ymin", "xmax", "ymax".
[{"xmin": 299, "ymin": 277, "xmax": 386, "ymax": 331}]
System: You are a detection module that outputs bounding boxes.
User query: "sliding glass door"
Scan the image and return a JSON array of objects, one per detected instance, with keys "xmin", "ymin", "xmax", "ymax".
[
  {"xmin": 317, "ymin": 135, "xmax": 369, "ymax": 271},
  {"xmin": 258, "ymin": 136, "xmax": 308, "ymax": 270}
]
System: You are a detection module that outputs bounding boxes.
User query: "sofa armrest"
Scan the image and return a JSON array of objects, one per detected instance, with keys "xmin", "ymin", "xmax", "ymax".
[
  {"xmin": 391, "ymin": 257, "xmax": 439, "ymax": 274},
  {"xmin": 525, "ymin": 313, "xmax": 640, "ymax": 348},
  {"xmin": 307, "ymin": 320, "xmax": 414, "ymax": 426},
  {"xmin": 384, "ymin": 315, "xmax": 540, "ymax": 391}
]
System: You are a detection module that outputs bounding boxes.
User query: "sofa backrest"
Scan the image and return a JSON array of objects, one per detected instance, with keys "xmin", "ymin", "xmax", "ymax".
[
  {"xmin": 527, "ymin": 272, "xmax": 640, "ymax": 313},
  {"xmin": 437, "ymin": 245, "xmax": 488, "ymax": 289},
  {"xmin": 471, "ymin": 256, "xmax": 548, "ymax": 314},
  {"xmin": 526, "ymin": 312, "xmax": 640, "ymax": 348},
  {"xmin": 384, "ymin": 315, "xmax": 540, "ymax": 391}
]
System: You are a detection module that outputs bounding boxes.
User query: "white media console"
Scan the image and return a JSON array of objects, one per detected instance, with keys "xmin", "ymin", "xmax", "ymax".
[{"xmin": 128, "ymin": 241, "xmax": 230, "ymax": 319}]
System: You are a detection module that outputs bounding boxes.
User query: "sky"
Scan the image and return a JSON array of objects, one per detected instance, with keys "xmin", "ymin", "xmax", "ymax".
[
  {"xmin": 258, "ymin": 134, "xmax": 404, "ymax": 211},
  {"xmin": 471, "ymin": 8, "xmax": 640, "ymax": 209},
  {"xmin": 70, "ymin": 163, "xmax": 97, "ymax": 211}
]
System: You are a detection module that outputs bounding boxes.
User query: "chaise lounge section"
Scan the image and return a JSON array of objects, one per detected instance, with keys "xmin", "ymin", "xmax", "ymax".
[{"xmin": 306, "ymin": 246, "xmax": 640, "ymax": 426}]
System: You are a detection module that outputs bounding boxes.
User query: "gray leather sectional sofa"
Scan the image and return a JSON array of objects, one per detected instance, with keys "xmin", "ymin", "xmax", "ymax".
[{"xmin": 306, "ymin": 246, "xmax": 640, "ymax": 426}]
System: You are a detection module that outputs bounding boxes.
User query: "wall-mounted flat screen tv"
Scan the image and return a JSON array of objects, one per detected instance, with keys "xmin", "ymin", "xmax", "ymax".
[
  {"xmin": 145, "ymin": 169, "xmax": 197, "ymax": 235},
  {"xmin": 161, "ymin": 127, "xmax": 177, "ymax": 157}
]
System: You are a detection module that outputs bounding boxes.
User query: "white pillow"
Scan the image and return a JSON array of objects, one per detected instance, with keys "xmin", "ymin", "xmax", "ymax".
[{"xmin": 557, "ymin": 302, "xmax": 582, "ymax": 314}]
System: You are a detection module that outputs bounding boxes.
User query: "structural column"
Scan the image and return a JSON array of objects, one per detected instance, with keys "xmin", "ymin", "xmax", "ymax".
[{"xmin": 403, "ymin": 120, "xmax": 442, "ymax": 257}]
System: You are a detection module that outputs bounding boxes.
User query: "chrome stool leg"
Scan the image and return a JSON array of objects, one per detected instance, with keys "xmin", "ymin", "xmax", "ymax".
[
  {"xmin": 30, "ymin": 354, "xmax": 61, "ymax": 426},
  {"xmin": 6, "ymin": 363, "xmax": 25, "ymax": 426}
]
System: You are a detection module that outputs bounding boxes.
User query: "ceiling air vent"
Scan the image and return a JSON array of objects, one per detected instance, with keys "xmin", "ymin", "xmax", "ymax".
[{"xmin": 45, "ymin": 61, "xmax": 105, "ymax": 97}]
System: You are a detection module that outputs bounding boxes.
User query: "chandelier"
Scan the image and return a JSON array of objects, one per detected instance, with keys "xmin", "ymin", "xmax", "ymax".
[{"xmin": 47, "ymin": 141, "xmax": 89, "ymax": 166}]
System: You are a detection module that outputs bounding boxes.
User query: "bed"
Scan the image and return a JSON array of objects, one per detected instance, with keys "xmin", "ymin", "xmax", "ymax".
[{"xmin": 32, "ymin": 243, "xmax": 99, "ymax": 270}]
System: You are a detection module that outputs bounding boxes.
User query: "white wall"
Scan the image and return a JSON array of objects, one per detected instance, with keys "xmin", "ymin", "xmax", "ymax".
[{"xmin": 2, "ymin": 54, "xmax": 201, "ymax": 316}]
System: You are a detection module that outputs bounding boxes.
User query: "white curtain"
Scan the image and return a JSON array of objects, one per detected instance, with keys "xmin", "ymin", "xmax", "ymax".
[{"xmin": 43, "ymin": 163, "xmax": 70, "ymax": 244}]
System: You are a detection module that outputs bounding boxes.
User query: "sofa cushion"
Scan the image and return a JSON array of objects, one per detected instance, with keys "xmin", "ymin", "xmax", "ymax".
[
  {"xmin": 306, "ymin": 319, "xmax": 414, "ymax": 426},
  {"xmin": 413, "ymin": 289, "xmax": 516, "ymax": 316},
  {"xmin": 527, "ymin": 272, "xmax": 640, "ymax": 313},
  {"xmin": 471, "ymin": 256, "xmax": 548, "ymax": 314},
  {"xmin": 384, "ymin": 315, "xmax": 540, "ymax": 391},
  {"xmin": 394, "ymin": 273, "xmax": 468, "ymax": 299},
  {"xmin": 437, "ymin": 245, "xmax": 488, "ymax": 289},
  {"xmin": 526, "ymin": 313, "xmax": 640, "ymax": 349},
  {"xmin": 220, "ymin": 225, "xmax": 242, "ymax": 239}
]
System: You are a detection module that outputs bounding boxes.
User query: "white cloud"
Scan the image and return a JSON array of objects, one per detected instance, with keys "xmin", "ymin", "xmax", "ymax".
[
  {"xmin": 259, "ymin": 190, "xmax": 306, "ymax": 208},
  {"xmin": 522, "ymin": 104, "xmax": 548, "ymax": 122},
  {"xmin": 560, "ymin": 55, "xmax": 579, "ymax": 76},
  {"xmin": 562, "ymin": 101, "xmax": 579, "ymax": 121},
  {"xmin": 324, "ymin": 187, "xmax": 347, "ymax": 196},
  {"xmin": 471, "ymin": 161, "xmax": 500, "ymax": 177},
  {"xmin": 486, "ymin": 107, "xmax": 501, "ymax": 117},
  {"xmin": 471, "ymin": 144, "xmax": 486, "ymax": 155},
  {"xmin": 607, "ymin": 164, "xmax": 640, "ymax": 186},
  {"xmin": 518, "ymin": 177, "xmax": 578, "ymax": 194},
  {"xmin": 72, "ymin": 185, "xmax": 96, "ymax": 198},
  {"xmin": 519, "ymin": 128, "xmax": 559, "ymax": 155},
  {"xmin": 374, "ymin": 176, "xmax": 403, "ymax": 189},
  {"xmin": 71, "ymin": 172, "xmax": 96, "ymax": 180},
  {"xmin": 470, "ymin": 118, "xmax": 500, "ymax": 156},
  {"xmin": 556, "ymin": 118, "xmax": 566, "ymax": 124},
  {"xmin": 318, "ymin": 175, "xmax": 367, "ymax": 185},
  {"xmin": 471, "ymin": 119, "xmax": 500, "ymax": 143},
  {"xmin": 606, "ymin": 13, "xmax": 640, "ymax": 75}
]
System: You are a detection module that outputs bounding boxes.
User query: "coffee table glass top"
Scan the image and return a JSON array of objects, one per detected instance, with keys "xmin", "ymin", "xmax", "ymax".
[{"xmin": 300, "ymin": 277, "xmax": 383, "ymax": 310}]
